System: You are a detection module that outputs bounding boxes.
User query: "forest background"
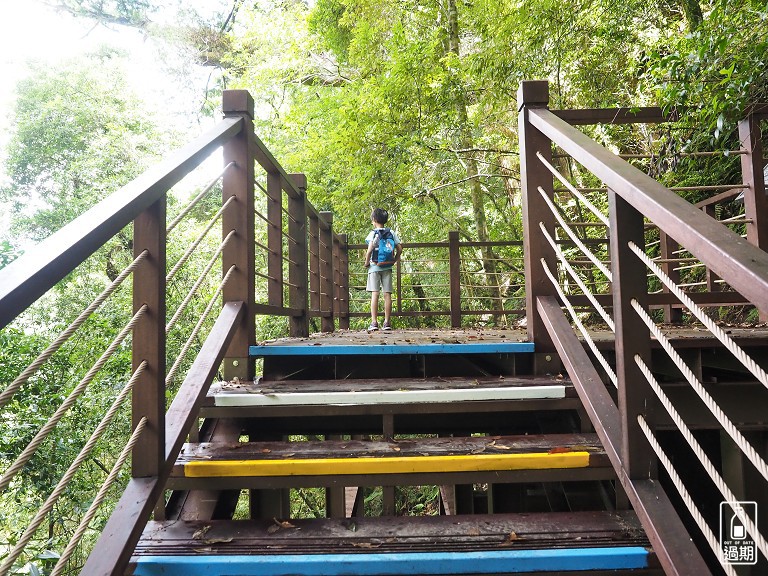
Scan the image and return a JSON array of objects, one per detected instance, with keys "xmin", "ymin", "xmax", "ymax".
[{"xmin": 0, "ymin": 0, "xmax": 766, "ymax": 574}]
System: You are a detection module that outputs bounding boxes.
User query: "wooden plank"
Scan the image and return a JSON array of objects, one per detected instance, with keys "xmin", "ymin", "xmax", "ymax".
[
  {"xmin": 135, "ymin": 511, "xmax": 650, "ymax": 554},
  {"xmin": 551, "ymin": 106, "xmax": 671, "ymax": 125},
  {"xmin": 210, "ymin": 375, "xmax": 572, "ymax": 394},
  {"xmin": 131, "ymin": 548, "xmax": 651, "ymax": 575},
  {"xmin": 208, "ymin": 385, "xmax": 566, "ymax": 407},
  {"xmin": 0, "ymin": 116, "xmax": 243, "ymax": 330},
  {"xmin": 181, "ymin": 452, "xmax": 593, "ymax": 478},
  {"xmin": 249, "ymin": 341, "xmax": 534, "ymax": 356}
]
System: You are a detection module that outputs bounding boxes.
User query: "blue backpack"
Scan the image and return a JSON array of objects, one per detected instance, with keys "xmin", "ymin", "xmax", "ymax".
[{"xmin": 372, "ymin": 228, "xmax": 396, "ymax": 267}]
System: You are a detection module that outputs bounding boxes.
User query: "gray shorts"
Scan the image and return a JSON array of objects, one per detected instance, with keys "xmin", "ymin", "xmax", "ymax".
[{"xmin": 367, "ymin": 268, "xmax": 393, "ymax": 293}]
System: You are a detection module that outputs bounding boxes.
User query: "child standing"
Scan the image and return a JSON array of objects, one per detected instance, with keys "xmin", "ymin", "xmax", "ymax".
[{"xmin": 364, "ymin": 208, "xmax": 402, "ymax": 331}]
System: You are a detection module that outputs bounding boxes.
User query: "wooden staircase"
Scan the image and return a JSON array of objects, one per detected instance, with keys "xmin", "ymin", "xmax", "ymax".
[{"xmin": 131, "ymin": 330, "xmax": 660, "ymax": 575}]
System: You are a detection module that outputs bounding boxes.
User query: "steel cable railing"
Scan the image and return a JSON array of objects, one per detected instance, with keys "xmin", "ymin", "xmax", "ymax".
[
  {"xmin": 166, "ymin": 162, "xmax": 235, "ymax": 234},
  {"xmin": 0, "ymin": 304, "xmax": 148, "ymax": 493},
  {"xmin": 166, "ymin": 229, "xmax": 236, "ymax": 334},
  {"xmin": 631, "ymin": 299, "xmax": 768, "ymax": 482},
  {"xmin": 629, "ymin": 242, "xmax": 768, "ymax": 389},
  {"xmin": 165, "ymin": 265, "xmax": 236, "ymax": 385},
  {"xmin": 637, "ymin": 415, "xmax": 739, "ymax": 576},
  {"xmin": 0, "ymin": 361, "xmax": 147, "ymax": 573},
  {"xmin": 538, "ymin": 187, "xmax": 612, "ymax": 280},
  {"xmin": 635, "ymin": 356, "xmax": 768, "ymax": 560},
  {"xmin": 537, "ymin": 151, "xmax": 610, "ymax": 227},
  {"xmin": 0, "ymin": 250, "xmax": 148, "ymax": 411},
  {"xmin": 541, "ymin": 257, "xmax": 618, "ymax": 387},
  {"xmin": 166, "ymin": 195, "xmax": 236, "ymax": 283},
  {"xmin": 540, "ymin": 223, "xmax": 615, "ymax": 331},
  {"xmin": 50, "ymin": 415, "xmax": 148, "ymax": 576}
]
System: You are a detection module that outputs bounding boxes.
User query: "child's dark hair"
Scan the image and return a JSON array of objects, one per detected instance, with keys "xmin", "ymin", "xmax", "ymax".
[{"xmin": 371, "ymin": 208, "xmax": 389, "ymax": 224}]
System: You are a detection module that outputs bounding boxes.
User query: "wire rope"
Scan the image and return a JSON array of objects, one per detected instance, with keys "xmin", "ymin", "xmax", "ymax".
[
  {"xmin": 631, "ymin": 299, "xmax": 768, "ymax": 482},
  {"xmin": 0, "ymin": 251, "xmax": 148, "ymax": 411},
  {"xmin": 0, "ymin": 305, "xmax": 147, "ymax": 492},
  {"xmin": 50, "ymin": 416, "xmax": 148, "ymax": 576}
]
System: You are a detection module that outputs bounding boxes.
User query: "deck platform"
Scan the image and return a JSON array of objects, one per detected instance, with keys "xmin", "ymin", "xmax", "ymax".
[{"xmin": 250, "ymin": 328, "xmax": 533, "ymax": 356}]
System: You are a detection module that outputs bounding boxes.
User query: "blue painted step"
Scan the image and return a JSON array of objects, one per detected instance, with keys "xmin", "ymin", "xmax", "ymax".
[{"xmin": 133, "ymin": 547, "xmax": 650, "ymax": 575}]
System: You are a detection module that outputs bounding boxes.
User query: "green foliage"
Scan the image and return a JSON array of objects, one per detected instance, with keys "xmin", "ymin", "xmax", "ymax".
[
  {"xmin": 1, "ymin": 48, "xmax": 163, "ymax": 243},
  {"xmin": 50, "ymin": 0, "xmax": 157, "ymax": 28},
  {"xmin": 642, "ymin": 0, "xmax": 768, "ymax": 143}
]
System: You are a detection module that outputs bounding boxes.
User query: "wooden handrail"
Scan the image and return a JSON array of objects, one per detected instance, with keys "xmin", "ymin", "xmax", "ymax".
[
  {"xmin": 82, "ymin": 301, "xmax": 244, "ymax": 576},
  {"xmin": 0, "ymin": 116, "xmax": 243, "ymax": 330},
  {"xmin": 527, "ymin": 106, "xmax": 768, "ymax": 313}
]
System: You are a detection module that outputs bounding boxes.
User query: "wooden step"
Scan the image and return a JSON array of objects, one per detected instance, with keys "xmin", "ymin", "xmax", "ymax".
[
  {"xmin": 167, "ymin": 434, "xmax": 613, "ymax": 490},
  {"xmin": 132, "ymin": 512, "xmax": 659, "ymax": 575},
  {"xmin": 202, "ymin": 376, "xmax": 578, "ymax": 420},
  {"xmin": 250, "ymin": 329, "xmax": 534, "ymax": 357}
]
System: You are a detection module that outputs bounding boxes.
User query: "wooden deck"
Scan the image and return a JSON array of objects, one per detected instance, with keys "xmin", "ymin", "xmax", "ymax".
[
  {"xmin": 132, "ymin": 512, "xmax": 658, "ymax": 575},
  {"xmin": 249, "ymin": 325, "xmax": 768, "ymax": 353},
  {"xmin": 250, "ymin": 328, "xmax": 533, "ymax": 356}
]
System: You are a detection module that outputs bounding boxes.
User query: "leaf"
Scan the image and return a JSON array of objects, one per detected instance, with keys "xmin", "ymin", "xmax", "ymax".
[
  {"xmin": 193, "ymin": 525, "xmax": 212, "ymax": 540},
  {"xmin": 351, "ymin": 542, "xmax": 380, "ymax": 548}
]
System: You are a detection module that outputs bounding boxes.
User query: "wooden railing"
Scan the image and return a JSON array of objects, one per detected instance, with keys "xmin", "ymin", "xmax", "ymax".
[
  {"xmin": 519, "ymin": 80, "xmax": 768, "ymax": 575},
  {"xmin": 346, "ymin": 236, "xmax": 525, "ymax": 327},
  {"xmin": 0, "ymin": 90, "xmax": 346, "ymax": 575}
]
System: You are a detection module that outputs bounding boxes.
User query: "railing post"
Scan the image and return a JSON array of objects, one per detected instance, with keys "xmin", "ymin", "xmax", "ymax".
[
  {"xmin": 738, "ymin": 114, "xmax": 768, "ymax": 321},
  {"xmin": 448, "ymin": 231, "xmax": 462, "ymax": 327},
  {"xmin": 518, "ymin": 80, "xmax": 556, "ymax": 351},
  {"xmin": 340, "ymin": 234, "xmax": 350, "ymax": 329},
  {"xmin": 609, "ymin": 189, "xmax": 654, "ymax": 479},
  {"xmin": 659, "ymin": 232, "xmax": 682, "ymax": 323},
  {"xmin": 132, "ymin": 197, "xmax": 166, "ymax": 478},
  {"xmin": 703, "ymin": 205, "xmax": 722, "ymax": 292},
  {"xmin": 266, "ymin": 172, "xmax": 283, "ymax": 308},
  {"xmin": 309, "ymin": 213, "xmax": 320, "ymax": 323},
  {"xmin": 320, "ymin": 211, "xmax": 335, "ymax": 332},
  {"xmin": 222, "ymin": 90, "xmax": 256, "ymax": 380},
  {"xmin": 288, "ymin": 173, "xmax": 309, "ymax": 337},
  {"xmin": 334, "ymin": 233, "xmax": 351, "ymax": 330}
]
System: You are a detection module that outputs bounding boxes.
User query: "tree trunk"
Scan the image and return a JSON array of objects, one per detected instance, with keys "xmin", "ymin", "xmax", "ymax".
[
  {"xmin": 680, "ymin": 0, "xmax": 703, "ymax": 31},
  {"xmin": 444, "ymin": 0, "xmax": 504, "ymax": 323}
]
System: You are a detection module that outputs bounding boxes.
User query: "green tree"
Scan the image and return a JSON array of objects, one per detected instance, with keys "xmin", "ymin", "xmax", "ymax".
[{"xmin": 1, "ymin": 48, "xmax": 163, "ymax": 245}]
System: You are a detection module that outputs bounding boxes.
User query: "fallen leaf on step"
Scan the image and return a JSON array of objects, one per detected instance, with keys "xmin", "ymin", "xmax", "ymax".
[
  {"xmin": 493, "ymin": 444, "xmax": 511, "ymax": 450},
  {"xmin": 261, "ymin": 448, "xmax": 272, "ymax": 453},
  {"xmin": 504, "ymin": 532, "xmax": 523, "ymax": 543},
  {"xmin": 203, "ymin": 537, "xmax": 233, "ymax": 544},
  {"xmin": 192, "ymin": 525, "xmax": 211, "ymax": 540},
  {"xmin": 351, "ymin": 542, "xmax": 380, "ymax": 549}
]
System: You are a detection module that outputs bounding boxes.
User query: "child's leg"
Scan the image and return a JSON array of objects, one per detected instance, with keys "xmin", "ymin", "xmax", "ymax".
[
  {"xmin": 383, "ymin": 291, "xmax": 392, "ymax": 324},
  {"xmin": 381, "ymin": 269, "xmax": 393, "ymax": 326},
  {"xmin": 371, "ymin": 290, "xmax": 380, "ymax": 324}
]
